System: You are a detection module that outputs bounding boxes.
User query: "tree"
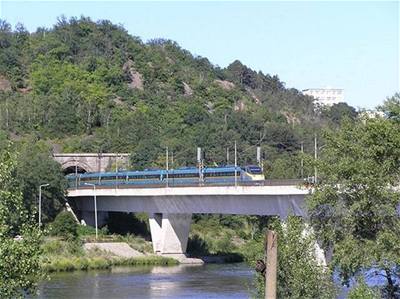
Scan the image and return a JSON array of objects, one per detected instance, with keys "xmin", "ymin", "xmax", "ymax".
[
  {"xmin": 15, "ymin": 139, "xmax": 67, "ymax": 223},
  {"xmin": 50, "ymin": 211, "xmax": 78, "ymax": 239},
  {"xmin": 0, "ymin": 146, "xmax": 42, "ymax": 297},
  {"xmin": 379, "ymin": 93, "xmax": 400, "ymax": 122},
  {"xmin": 322, "ymin": 102, "xmax": 358, "ymax": 125},
  {"xmin": 245, "ymin": 216, "xmax": 336, "ymax": 298},
  {"xmin": 308, "ymin": 117, "xmax": 400, "ymax": 297}
]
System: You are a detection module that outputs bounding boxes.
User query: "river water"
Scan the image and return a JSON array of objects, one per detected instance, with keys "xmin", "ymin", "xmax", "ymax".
[{"xmin": 36, "ymin": 263, "xmax": 255, "ymax": 299}]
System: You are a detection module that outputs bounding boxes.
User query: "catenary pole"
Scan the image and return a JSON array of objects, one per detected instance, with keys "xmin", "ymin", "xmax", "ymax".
[
  {"xmin": 166, "ymin": 147, "xmax": 169, "ymax": 188},
  {"xmin": 234, "ymin": 141, "xmax": 238, "ymax": 186}
]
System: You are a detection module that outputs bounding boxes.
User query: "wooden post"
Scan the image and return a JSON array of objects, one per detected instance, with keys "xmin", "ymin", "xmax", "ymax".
[{"xmin": 265, "ymin": 230, "xmax": 278, "ymax": 299}]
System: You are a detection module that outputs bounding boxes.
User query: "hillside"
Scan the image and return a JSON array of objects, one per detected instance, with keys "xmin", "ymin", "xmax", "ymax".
[{"xmin": 0, "ymin": 17, "xmax": 357, "ymax": 177}]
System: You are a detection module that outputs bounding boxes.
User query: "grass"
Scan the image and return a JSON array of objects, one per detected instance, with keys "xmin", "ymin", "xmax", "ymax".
[
  {"xmin": 42, "ymin": 255, "xmax": 178, "ymax": 273},
  {"xmin": 41, "ymin": 238, "xmax": 178, "ymax": 273},
  {"xmin": 77, "ymin": 225, "xmax": 153, "ymax": 254}
]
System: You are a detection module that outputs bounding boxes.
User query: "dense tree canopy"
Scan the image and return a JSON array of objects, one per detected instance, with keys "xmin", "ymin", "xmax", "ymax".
[
  {"xmin": 308, "ymin": 114, "xmax": 400, "ymax": 297},
  {"xmin": 0, "ymin": 17, "xmax": 352, "ymax": 176}
]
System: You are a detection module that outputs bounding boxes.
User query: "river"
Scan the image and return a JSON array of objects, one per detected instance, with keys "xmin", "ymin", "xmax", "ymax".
[{"xmin": 36, "ymin": 263, "xmax": 255, "ymax": 299}]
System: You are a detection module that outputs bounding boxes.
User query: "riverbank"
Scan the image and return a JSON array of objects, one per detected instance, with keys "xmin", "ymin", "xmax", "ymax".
[
  {"xmin": 40, "ymin": 214, "xmax": 252, "ymax": 273},
  {"xmin": 41, "ymin": 237, "xmax": 245, "ymax": 272},
  {"xmin": 43, "ymin": 255, "xmax": 178, "ymax": 272},
  {"xmin": 41, "ymin": 238, "xmax": 178, "ymax": 273}
]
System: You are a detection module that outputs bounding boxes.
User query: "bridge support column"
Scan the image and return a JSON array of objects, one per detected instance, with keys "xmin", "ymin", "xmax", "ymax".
[
  {"xmin": 149, "ymin": 213, "xmax": 192, "ymax": 254},
  {"xmin": 80, "ymin": 211, "xmax": 108, "ymax": 227}
]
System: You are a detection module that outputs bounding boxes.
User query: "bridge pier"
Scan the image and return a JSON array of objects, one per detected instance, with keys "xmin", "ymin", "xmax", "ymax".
[
  {"xmin": 149, "ymin": 213, "xmax": 192, "ymax": 254},
  {"xmin": 81, "ymin": 211, "xmax": 109, "ymax": 227}
]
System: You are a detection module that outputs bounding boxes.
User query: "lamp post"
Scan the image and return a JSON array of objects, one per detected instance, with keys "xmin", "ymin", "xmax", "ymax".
[
  {"xmin": 84, "ymin": 183, "xmax": 98, "ymax": 240},
  {"xmin": 234, "ymin": 141, "xmax": 238, "ymax": 187},
  {"xmin": 39, "ymin": 183, "xmax": 50, "ymax": 228}
]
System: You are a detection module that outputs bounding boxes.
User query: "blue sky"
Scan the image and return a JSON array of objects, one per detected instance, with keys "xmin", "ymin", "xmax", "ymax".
[{"xmin": 0, "ymin": 1, "xmax": 399, "ymax": 109}]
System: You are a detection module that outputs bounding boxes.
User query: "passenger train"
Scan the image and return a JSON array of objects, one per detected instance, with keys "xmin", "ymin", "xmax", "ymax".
[{"xmin": 67, "ymin": 165, "xmax": 264, "ymax": 188}]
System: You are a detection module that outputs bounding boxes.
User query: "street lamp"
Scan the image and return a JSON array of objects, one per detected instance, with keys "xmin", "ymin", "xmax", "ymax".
[
  {"xmin": 84, "ymin": 183, "xmax": 98, "ymax": 240},
  {"xmin": 39, "ymin": 183, "xmax": 50, "ymax": 228}
]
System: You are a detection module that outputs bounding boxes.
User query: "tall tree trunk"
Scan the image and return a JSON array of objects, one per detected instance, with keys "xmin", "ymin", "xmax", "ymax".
[
  {"xmin": 385, "ymin": 268, "xmax": 396, "ymax": 298},
  {"xmin": 86, "ymin": 108, "xmax": 91, "ymax": 133}
]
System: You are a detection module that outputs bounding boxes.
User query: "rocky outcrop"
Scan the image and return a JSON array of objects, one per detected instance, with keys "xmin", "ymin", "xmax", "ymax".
[
  {"xmin": 183, "ymin": 81, "xmax": 193, "ymax": 97},
  {"xmin": 0, "ymin": 75, "xmax": 11, "ymax": 91},
  {"xmin": 214, "ymin": 79, "xmax": 235, "ymax": 90},
  {"xmin": 234, "ymin": 100, "xmax": 246, "ymax": 111},
  {"xmin": 282, "ymin": 111, "xmax": 301, "ymax": 125},
  {"xmin": 123, "ymin": 60, "xmax": 144, "ymax": 90},
  {"xmin": 246, "ymin": 88, "xmax": 261, "ymax": 104}
]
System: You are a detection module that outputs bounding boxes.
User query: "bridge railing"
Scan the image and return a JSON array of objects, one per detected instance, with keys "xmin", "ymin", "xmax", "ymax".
[{"xmin": 68, "ymin": 179, "xmax": 307, "ymax": 190}]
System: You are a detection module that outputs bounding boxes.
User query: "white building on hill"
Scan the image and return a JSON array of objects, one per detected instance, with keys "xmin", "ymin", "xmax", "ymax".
[{"xmin": 302, "ymin": 88, "xmax": 344, "ymax": 106}]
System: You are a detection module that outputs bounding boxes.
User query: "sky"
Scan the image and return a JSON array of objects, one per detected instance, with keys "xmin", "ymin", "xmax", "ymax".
[{"xmin": 0, "ymin": 1, "xmax": 399, "ymax": 109}]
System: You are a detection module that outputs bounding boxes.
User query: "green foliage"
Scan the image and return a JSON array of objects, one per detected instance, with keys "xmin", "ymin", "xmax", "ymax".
[
  {"xmin": 321, "ymin": 102, "xmax": 358, "ymax": 124},
  {"xmin": 347, "ymin": 279, "xmax": 379, "ymax": 299},
  {"xmin": 42, "ymin": 238, "xmax": 84, "ymax": 257},
  {"xmin": 0, "ymin": 17, "xmax": 349, "ymax": 180},
  {"xmin": 41, "ymin": 238, "xmax": 176, "ymax": 272},
  {"xmin": 308, "ymin": 117, "xmax": 400, "ymax": 296},
  {"xmin": 15, "ymin": 138, "xmax": 67, "ymax": 223},
  {"xmin": 189, "ymin": 214, "xmax": 248, "ymax": 255},
  {"xmin": 0, "ymin": 146, "xmax": 42, "ymax": 298},
  {"xmin": 379, "ymin": 92, "xmax": 400, "ymax": 122},
  {"xmin": 244, "ymin": 216, "xmax": 336, "ymax": 299},
  {"xmin": 50, "ymin": 211, "xmax": 78, "ymax": 239}
]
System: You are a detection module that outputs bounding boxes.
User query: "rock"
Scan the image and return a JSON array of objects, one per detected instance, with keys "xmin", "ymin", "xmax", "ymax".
[
  {"xmin": 234, "ymin": 100, "xmax": 246, "ymax": 111},
  {"xmin": 214, "ymin": 79, "xmax": 235, "ymax": 90},
  {"xmin": 282, "ymin": 111, "xmax": 301, "ymax": 125},
  {"xmin": 246, "ymin": 88, "xmax": 261, "ymax": 104},
  {"xmin": 123, "ymin": 60, "xmax": 144, "ymax": 90},
  {"xmin": 0, "ymin": 75, "xmax": 11, "ymax": 91},
  {"xmin": 183, "ymin": 81, "xmax": 193, "ymax": 97},
  {"xmin": 112, "ymin": 97, "xmax": 125, "ymax": 106},
  {"xmin": 19, "ymin": 86, "xmax": 32, "ymax": 94}
]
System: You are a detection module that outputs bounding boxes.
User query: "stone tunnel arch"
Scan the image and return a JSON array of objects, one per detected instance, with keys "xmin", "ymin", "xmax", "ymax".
[
  {"xmin": 53, "ymin": 153, "xmax": 130, "ymax": 174},
  {"xmin": 61, "ymin": 160, "xmax": 94, "ymax": 174}
]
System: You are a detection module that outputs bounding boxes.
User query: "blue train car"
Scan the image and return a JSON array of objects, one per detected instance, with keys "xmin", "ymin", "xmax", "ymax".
[{"xmin": 67, "ymin": 165, "xmax": 264, "ymax": 188}]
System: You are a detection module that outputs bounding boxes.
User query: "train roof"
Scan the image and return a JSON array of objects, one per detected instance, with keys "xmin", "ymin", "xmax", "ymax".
[{"xmin": 70, "ymin": 165, "xmax": 243, "ymax": 178}]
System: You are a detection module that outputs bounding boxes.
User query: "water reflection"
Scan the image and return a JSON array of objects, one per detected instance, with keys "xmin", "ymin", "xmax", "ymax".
[{"xmin": 36, "ymin": 263, "xmax": 254, "ymax": 299}]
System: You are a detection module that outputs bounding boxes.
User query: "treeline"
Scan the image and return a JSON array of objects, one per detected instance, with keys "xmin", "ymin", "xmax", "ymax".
[{"xmin": 0, "ymin": 16, "xmax": 357, "ymax": 176}]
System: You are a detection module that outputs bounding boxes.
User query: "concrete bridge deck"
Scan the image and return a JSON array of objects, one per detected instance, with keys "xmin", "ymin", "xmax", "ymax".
[{"xmin": 67, "ymin": 182, "xmax": 311, "ymax": 255}]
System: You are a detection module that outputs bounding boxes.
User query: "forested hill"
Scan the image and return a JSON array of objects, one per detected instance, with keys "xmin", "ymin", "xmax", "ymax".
[{"xmin": 0, "ymin": 17, "xmax": 357, "ymax": 176}]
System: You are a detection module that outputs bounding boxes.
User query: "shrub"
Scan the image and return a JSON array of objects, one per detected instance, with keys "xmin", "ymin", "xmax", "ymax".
[
  {"xmin": 51, "ymin": 211, "xmax": 78, "ymax": 239},
  {"xmin": 348, "ymin": 279, "xmax": 379, "ymax": 299}
]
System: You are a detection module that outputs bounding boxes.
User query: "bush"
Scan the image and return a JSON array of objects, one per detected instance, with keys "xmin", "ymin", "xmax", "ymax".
[
  {"xmin": 348, "ymin": 279, "xmax": 379, "ymax": 299},
  {"xmin": 245, "ymin": 216, "xmax": 337, "ymax": 298},
  {"xmin": 51, "ymin": 211, "xmax": 78, "ymax": 239}
]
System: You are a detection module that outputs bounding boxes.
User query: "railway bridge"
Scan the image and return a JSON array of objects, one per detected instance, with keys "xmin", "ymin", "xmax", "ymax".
[{"xmin": 67, "ymin": 182, "xmax": 311, "ymax": 255}]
